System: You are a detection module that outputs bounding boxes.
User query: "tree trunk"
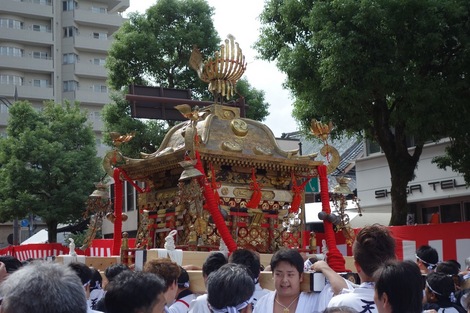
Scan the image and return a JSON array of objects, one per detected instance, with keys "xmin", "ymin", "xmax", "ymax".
[
  {"xmin": 47, "ymin": 220, "xmax": 58, "ymax": 243},
  {"xmin": 377, "ymin": 144, "xmax": 423, "ymax": 225}
]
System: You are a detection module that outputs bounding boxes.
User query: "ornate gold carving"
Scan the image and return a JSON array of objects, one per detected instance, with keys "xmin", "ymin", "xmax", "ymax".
[
  {"xmin": 221, "ymin": 141, "xmax": 242, "ymax": 152},
  {"xmin": 320, "ymin": 144, "xmax": 340, "ymax": 174},
  {"xmin": 231, "ymin": 119, "xmax": 248, "ymax": 136},
  {"xmin": 248, "ymin": 209, "xmax": 264, "ymax": 227},
  {"xmin": 253, "ymin": 146, "xmax": 273, "ymax": 156},
  {"xmin": 189, "ymin": 35, "xmax": 247, "ymax": 100},
  {"xmin": 233, "ymin": 188, "xmax": 275, "ymax": 200},
  {"xmin": 220, "ymin": 187, "xmax": 229, "ymax": 195}
]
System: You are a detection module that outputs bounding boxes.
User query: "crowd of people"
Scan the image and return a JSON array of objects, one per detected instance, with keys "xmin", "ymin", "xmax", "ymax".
[{"xmin": 0, "ymin": 223, "xmax": 469, "ymax": 313}]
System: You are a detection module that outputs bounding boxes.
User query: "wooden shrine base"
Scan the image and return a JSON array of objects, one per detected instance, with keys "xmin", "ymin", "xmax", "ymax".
[{"xmin": 55, "ymin": 251, "xmax": 356, "ymax": 293}]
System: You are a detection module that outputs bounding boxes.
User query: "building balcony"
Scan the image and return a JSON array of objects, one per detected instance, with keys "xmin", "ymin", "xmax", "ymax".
[
  {"xmin": 74, "ymin": 36, "xmax": 111, "ymax": 53},
  {"xmin": 0, "ymin": 27, "xmax": 53, "ymax": 46},
  {"xmin": 104, "ymin": 0, "xmax": 130, "ymax": 14},
  {"xmin": 63, "ymin": 90, "xmax": 110, "ymax": 106},
  {"xmin": 0, "ymin": 55, "xmax": 53, "ymax": 73},
  {"xmin": 0, "ymin": 84, "xmax": 53, "ymax": 101},
  {"xmin": 1, "ymin": 0, "xmax": 53, "ymax": 19},
  {"xmin": 74, "ymin": 9, "xmax": 124, "ymax": 33},
  {"xmin": 74, "ymin": 62, "xmax": 108, "ymax": 79}
]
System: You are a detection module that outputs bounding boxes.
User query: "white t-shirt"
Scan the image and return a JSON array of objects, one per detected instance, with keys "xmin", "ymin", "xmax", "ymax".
[
  {"xmin": 328, "ymin": 282, "xmax": 377, "ymax": 313},
  {"xmin": 188, "ymin": 294, "xmax": 210, "ymax": 313},
  {"xmin": 253, "ymin": 291, "xmax": 322, "ymax": 313},
  {"xmin": 170, "ymin": 292, "xmax": 197, "ymax": 313}
]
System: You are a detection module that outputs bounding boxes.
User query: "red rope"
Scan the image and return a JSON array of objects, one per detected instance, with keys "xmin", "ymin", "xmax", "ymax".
[
  {"xmin": 194, "ymin": 152, "xmax": 237, "ymax": 252},
  {"xmin": 209, "ymin": 163, "xmax": 221, "ymax": 205},
  {"xmin": 119, "ymin": 169, "xmax": 150, "ymax": 193},
  {"xmin": 113, "ymin": 168, "xmax": 123, "ymax": 256},
  {"xmin": 318, "ymin": 165, "xmax": 347, "ymax": 272}
]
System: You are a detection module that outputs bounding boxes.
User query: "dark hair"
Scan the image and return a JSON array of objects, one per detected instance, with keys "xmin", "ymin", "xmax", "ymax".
[
  {"xmin": 229, "ymin": 248, "xmax": 260, "ymax": 280},
  {"xmin": 177, "ymin": 266, "xmax": 190, "ymax": 288},
  {"xmin": 353, "ymin": 224, "xmax": 396, "ymax": 277},
  {"xmin": 426, "ymin": 272, "xmax": 455, "ymax": 302},
  {"xmin": 89, "ymin": 267, "xmax": 102, "ymax": 291},
  {"xmin": 68, "ymin": 262, "xmax": 92, "ymax": 285},
  {"xmin": 0, "ymin": 256, "xmax": 23, "ymax": 274},
  {"xmin": 375, "ymin": 260, "xmax": 423, "ymax": 313},
  {"xmin": 436, "ymin": 261, "xmax": 459, "ymax": 276},
  {"xmin": 270, "ymin": 248, "xmax": 304, "ymax": 275},
  {"xmin": 416, "ymin": 245, "xmax": 438, "ymax": 269},
  {"xmin": 104, "ymin": 264, "xmax": 130, "ymax": 283},
  {"xmin": 202, "ymin": 252, "xmax": 227, "ymax": 278},
  {"xmin": 143, "ymin": 258, "xmax": 180, "ymax": 290},
  {"xmin": 207, "ymin": 263, "xmax": 254, "ymax": 310},
  {"xmin": 105, "ymin": 271, "xmax": 166, "ymax": 313}
]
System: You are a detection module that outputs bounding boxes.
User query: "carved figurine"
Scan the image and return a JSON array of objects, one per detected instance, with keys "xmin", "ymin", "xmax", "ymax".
[{"xmin": 68, "ymin": 238, "xmax": 77, "ymax": 257}]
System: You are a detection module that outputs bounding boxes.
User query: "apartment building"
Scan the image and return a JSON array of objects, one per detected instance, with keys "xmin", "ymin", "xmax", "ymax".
[{"xmin": 0, "ymin": 0, "xmax": 129, "ymax": 156}]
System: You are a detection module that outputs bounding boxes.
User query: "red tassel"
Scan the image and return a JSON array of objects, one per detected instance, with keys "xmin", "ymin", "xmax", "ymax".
[
  {"xmin": 246, "ymin": 168, "xmax": 262, "ymax": 209},
  {"xmin": 194, "ymin": 152, "xmax": 237, "ymax": 252},
  {"xmin": 113, "ymin": 168, "xmax": 123, "ymax": 256},
  {"xmin": 318, "ymin": 165, "xmax": 347, "ymax": 272},
  {"xmin": 290, "ymin": 172, "xmax": 311, "ymax": 214}
]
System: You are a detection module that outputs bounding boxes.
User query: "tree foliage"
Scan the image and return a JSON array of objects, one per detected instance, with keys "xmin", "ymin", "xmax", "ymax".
[
  {"xmin": 101, "ymin": 93, "xmax": 168, "ymax": 158},
  {"xmin": 106, "ymin": 0, "xmax": 221, "ymax": 99},
  {"xmin": 255, "ymin": 0, "xmax": 470, "ymax": 225},
  {"xmin": 0, "ymin": 101, "xmax": 102, "ymax": 243},
  {"xmin": 236, "ymin": 78, "xmax": 270, "ymax": 122},
  {"xmin": 104, "ymin": 0, "xmax": 271, "ymax": 157}
]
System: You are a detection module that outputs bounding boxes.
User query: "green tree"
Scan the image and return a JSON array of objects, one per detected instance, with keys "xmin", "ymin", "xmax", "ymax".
[
  {"xmin": 433, "ymin": 105, "xmax": 470, "ymax": 185},
  {"xmin": 255, "ymin": 0, "xmax": 470, "ymax": 225},
  {"xmin": 106, "ymin": 0, "xmax": 220, "ymax": 99},
  {"xmin": 0, "ymin": 101, "xmax": 101, "ymax": 243},
  {"xmin": 102, "ymin": 93, "xmax": 168, "ymax": 158},
  {"xmin": 236, "ymin": 78, "xmax": 270, "ymax": 122},
  {"xmin": 104, "ymin": 0, "xmax": 271, "ymax": 157}
]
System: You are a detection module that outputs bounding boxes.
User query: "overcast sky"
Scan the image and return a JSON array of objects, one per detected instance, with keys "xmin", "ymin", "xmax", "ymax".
[{"xmin": 125, "ymin": 0, "xmax": 299, "ymax": 137}]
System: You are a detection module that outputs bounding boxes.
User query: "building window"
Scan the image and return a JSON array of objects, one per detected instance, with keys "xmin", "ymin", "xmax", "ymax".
[
  {"xmin": 63, "ymin": 0, "xmax": 77, "ymax": 11},
  {"xmin": 63, "ymin": 80, "xmax": 78, "ymax": 92},
  {"xmin": 93, "ymin": 58, "xmax": 106, "ymax": 66},
  {"xmin": 422, "ymin": 206, "xmax": 439, "ymax": 223},
  {"xmin": 465, "ymin": 202, "xmax": 470, "ymax": 221},
  {"xmin": 33, "ymin": 51, "xmax": 49, "ymax": 59},
  {"xmin": 33, "ymin": 79, "xmax": 49, "ymax": 88},
  {"xmin": 0, "ymin": 75, "xmax": 23, "ymax": 86},
  {"xmin": 63, "ymin": 26, "xmax": 78, "ymax": 38},
  {"xmin": 0, "ymin": 46, "xmax": 23, "ymax": 57},
  {"xmin": 63, "ymin": 53, "xmax": 78, "ymax": 64},
  {"xmin": 88, "ymin": 111, "xmax": 101, "ymax": 120},
  {"xmin": 93, "ymin": 32, "xmax": 107, "ymax": 40},
  {"xmin": 33, "ymin": 0, "xmax": 52, "ymax": 4},
  {"xmin": 0, "ymin": 104, "xmax": 9, "ymax": 114},
  {"xmin": 0, "ymin": 18, "xmax": 23, "ymax": 30},
  {"xmin": 440, "ymin": 203, "xmax": 462, "ymax": 223},
  {"xmin": 93, "ymin": 85, "xmax": 107, "ymax": 93},
  {"xmin": 91, "ymin": 6, "xmax": 107, "ymax": 14},
  {"xmin": 32, "ymin": 24, "xmax": 50, "ymax": 32},
  {"xmin": 366, "ymin": 139, "xmax": 381, "ymax": 155},
  {"xmin": 421, "ymin": 203, "xmax": 465, "ymax": 224},
  {"xmin": 126, "ymin": 181, "xmax": 135, "ymax": 212}
]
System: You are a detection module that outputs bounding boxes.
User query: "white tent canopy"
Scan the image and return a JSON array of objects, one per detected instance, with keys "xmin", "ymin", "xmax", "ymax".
[{"xmin": 20, "ymin": 229, "xmax": 66, "ymax": 245}]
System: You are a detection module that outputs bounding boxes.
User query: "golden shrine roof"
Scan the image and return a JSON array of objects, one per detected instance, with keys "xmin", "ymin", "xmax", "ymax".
[{"xmin": 116, "ymin": 104, "xmax": 323, "ymax": 179}]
